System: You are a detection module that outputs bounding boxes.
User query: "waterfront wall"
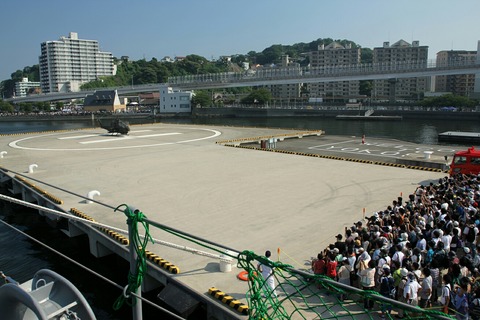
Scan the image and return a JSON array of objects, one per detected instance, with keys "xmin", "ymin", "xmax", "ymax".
[
  {"xmin": 192, "ymin": 107, "xmax": 480, "ymax": 120},
  {"xmin": 1, "ymin": 107, "xmax": 480, "ymax": 122}
]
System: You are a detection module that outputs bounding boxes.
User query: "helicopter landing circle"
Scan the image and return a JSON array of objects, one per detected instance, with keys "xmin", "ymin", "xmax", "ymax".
[{"xmin": 8, "ymin": 126, "xmax": 221, "ymax": 151}]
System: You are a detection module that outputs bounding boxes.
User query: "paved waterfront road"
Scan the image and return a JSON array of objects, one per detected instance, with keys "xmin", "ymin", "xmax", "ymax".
[{"xmin": 259, "ymin": 134, "xmax": 464, "ymax": 165}]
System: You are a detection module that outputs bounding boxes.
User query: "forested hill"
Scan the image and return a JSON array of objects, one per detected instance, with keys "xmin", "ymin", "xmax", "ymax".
[{"xmin": 1, "ymin": 37, "xmax": 372, "ymax": 98}]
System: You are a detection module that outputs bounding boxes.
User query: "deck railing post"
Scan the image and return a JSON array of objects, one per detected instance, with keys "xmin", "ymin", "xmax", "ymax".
[{"xmin": 128, "ymin": 211, "xmax": 143, "ymax": 320}]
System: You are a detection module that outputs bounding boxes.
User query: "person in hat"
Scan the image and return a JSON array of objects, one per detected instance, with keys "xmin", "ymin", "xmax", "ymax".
[
  {"xmin": 379, "ymin": 266, "xmax": 394, "ymax": 318},
  {"xmin": 396, "ymin": 267, "xmax": 409, "ymax": 318},
  {"xmin": 404, "ymin": 272, "xmax": 421, "ymax": 307},
  {"xmin": 355, "ymin": 247, "xmax": 371, "ymax": 273}
]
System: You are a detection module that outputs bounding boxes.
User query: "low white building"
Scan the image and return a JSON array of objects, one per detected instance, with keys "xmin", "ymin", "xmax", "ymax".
[
  {"xmin": 15, "ymin": 78, "xmax": 41, "ymax": 97},
  {"xmin": 159, "ymin": 85, "xmax": 192, "ymax": 113}
]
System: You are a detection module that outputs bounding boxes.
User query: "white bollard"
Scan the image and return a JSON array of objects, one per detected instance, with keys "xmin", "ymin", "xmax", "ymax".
[
  {"xmin": 424, "ymin": 151, "xmax": 434, "ymax": 160},
  {"xmin": 0, "ymin": 151, "xmax": 7, "ymax": 158},
  {"xmin": 86, "ymin": 190, "xmax": 101, "ymax": 204},
  {"xmin": 219, "ymin": 250, "xmax": 234, "ymax": 273},
  {"xmin": 28, "ymin": 164, "xmax": 38, "ymax": 173}
]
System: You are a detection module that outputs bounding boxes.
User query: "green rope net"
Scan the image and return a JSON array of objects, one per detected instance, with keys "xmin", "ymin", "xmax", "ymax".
[
  {"xmin": 113, "ymin": 204, "xmax": 153, "ymax": 310},
  {"xmin": 108, "ymin": 208, "xmax": 455, "ymax": 319},
  {"xmin": 237, "ymin": 250, "xmax": 454, "ymax": 320}
]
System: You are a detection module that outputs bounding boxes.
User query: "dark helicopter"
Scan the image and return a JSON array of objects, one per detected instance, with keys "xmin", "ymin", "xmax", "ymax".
[{"xmin": 97, "ymin": 118, "xmax": 130, "ymax": 135}]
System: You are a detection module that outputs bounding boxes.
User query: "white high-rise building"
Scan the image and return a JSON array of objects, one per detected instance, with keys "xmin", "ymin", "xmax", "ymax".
[{"xmin": 39, "ymin": 32, "xmax": 114, "ymax": 93}]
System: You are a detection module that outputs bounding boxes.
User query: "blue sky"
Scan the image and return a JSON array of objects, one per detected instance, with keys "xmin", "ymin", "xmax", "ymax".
[{"xmin": 1, "ymin": 0, "xmax": 479, "ymax": 81}]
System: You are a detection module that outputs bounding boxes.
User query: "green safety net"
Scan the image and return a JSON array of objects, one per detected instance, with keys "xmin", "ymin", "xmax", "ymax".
[
  {"xmin": 111, "ymin": 206, "xmax": 455, "ymax": 319},
  {"xmin": 237, "ymin": 250, "xmax": 454, "ymax": 320}
]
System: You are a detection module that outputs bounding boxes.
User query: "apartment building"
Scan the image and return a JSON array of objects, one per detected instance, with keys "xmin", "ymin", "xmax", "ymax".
[
  {"xmin": 266, "ymin": 55, "xmax": 302, "ymax": 103},
  {"xmin": 15, "ymin": 77, "xmax": 41, "ymax": 97},
  {"xmin": 307, "ymin": 42, "xmax": 361, "ymax": 101},
  {"xmin": 435, "ymin": 50, "xmax": 477, "ymax": 97},
  {"xmin": 39, "ymin": 32, "xmax": 114, "ymax": 93},
  {"xmin": 373, "ymin": 40, "xmax": 428, "ymax": 102}
]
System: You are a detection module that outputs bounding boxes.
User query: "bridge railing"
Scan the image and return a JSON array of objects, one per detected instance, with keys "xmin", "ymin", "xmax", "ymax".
[{"xmin": 168, "ymin": 58, "xmax": 478, "ymax": 86}]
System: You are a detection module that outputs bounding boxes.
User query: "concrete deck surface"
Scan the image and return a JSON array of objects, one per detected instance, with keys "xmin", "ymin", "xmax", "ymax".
[{"xmin": 0, "ymin": 123, "xmax": 448, "ymax": 316}]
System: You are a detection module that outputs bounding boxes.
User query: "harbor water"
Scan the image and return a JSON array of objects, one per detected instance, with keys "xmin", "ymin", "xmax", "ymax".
[{"xmin": 0, "ymin": 115, "xmax": 479, "ymax": 319}]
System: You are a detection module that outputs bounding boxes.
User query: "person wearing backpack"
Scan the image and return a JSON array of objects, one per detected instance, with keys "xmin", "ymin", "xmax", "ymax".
[
  {"xmin": 378, "ymin": 265, "xmax": 394, "ymax": 319},
  {"xmin": 395, "ymin": 268, "xmax": 409, "ymax": 319},
  {"xmin": 440, "ymin": 274, "xmax": 453, "ymax": 314},
  {"xmin": 419, "ymin": 268, "xmax": 433, "ymax": 308}
]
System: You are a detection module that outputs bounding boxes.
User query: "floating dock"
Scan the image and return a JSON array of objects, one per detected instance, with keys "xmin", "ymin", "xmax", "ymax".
[
  {"xmin": 438, "ymin": 131, "xmax": 480, "ymax": 144},
  {"xmin": 335, "ymin": 115, "xmax": 403, "ymax": 120}
]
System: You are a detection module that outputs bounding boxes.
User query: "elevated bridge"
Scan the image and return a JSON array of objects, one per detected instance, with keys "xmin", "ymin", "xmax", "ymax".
[{"xmin": 7, "ymin": 59, "xmax": 480, "ymax": 103}]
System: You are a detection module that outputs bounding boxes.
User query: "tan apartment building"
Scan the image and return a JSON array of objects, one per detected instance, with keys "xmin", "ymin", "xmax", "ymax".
[
  {"xmin": 307, "ymin": 42, "xmax": 361, "ymax": 101},
  {"xmin": 266, "ymin": 55, "xmax": 302, "ymax": 104},
  {"xmin": 435, "ymin": 50, "xmax": 477, "ymax": 96},
  {"xmin": 373, "ymin": 40, "xmax": 428, "ymax": 102}
]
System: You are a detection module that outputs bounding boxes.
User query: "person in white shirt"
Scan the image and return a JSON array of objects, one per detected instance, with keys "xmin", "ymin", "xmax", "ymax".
[
  {"xmin": 416, "ymin": 233, "xmax": 427, "ymax": 252},
  {"xmin": 404, "ymin": 273, "xmax": 421, "ymax": 307},
  {"xmin": 257, "ymin": 250, "xmax": 276, "ymax": 297},
  {"xmin": 392, "ymin": 244, "xmax": 405, "ymax": 267},
  {"xmin": 419, "ymin": 268, "xmax": 433, "ymax": 308},
  {"xmin": 441, "ymin": 232, "xmax": 452, "ymax": 253}
]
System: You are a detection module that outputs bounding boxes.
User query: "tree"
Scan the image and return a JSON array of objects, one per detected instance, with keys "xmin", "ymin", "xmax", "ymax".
[
  {"xmin": 359, "ymin": 80, "xmax": 373, "ymax": 96},
  {"xmin": 419, "ymin": 94, "xmax": 477, "ymax": 109},
  {"xmin": 191, "ymin": 91, "xmax": 212, "ymax": 107},
  {"xmin": 241, "ymin": 88, "xmax": 272, "ymax": 104},
  {"xmin": 0, "ymin": 100, "xmax": 14, "ymax": 113}
]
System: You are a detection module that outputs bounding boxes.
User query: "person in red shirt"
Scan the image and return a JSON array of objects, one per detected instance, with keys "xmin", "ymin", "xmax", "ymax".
[
  {"xmin": 312, "ymin": 252, "xmax": 326, "ymax": 275},
  {"xmin": 326, "ymin": 252, "xmax": 338, "ymax": 280}
]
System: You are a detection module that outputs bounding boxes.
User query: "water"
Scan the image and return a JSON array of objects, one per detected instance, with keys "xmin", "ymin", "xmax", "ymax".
[{"xmin": 0, "ymin": 115, "xmax": 479, "ymax": 319}]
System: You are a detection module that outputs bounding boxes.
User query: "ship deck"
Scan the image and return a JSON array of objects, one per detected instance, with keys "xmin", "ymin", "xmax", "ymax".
[{"xmin": 0, "ymin": 123, "xmax": 455, "ymax": 319}]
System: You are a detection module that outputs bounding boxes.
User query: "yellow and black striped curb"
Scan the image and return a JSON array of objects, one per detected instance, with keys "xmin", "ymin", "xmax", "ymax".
[
  {"xmin": 70, "ymin": 207, "xmax": 129, "ymax": 245},
  {"xmin": 145, "ymin": 250, "xmax": 180, "ymax": 274},
  {"xmin": 70, "ymin": 207, "xmax": 95, "ymax": 222},
  {"xmin": 215, "ymin": 130, "xmax": 324, "ymax": 145},
  {"xmin": 98, "ymin": 228, "xmax": 129, "ymax": 245},
  {"xmin": 221, "ymin": 145, "xmax": 448, "ymax": 173},
  {"xmin": 208, "ymin": 287, "xmax": 248, "ymax": 315},
  {"xmin": 14, "ymin": 175, "xmax": 64, "ymax": 204}
]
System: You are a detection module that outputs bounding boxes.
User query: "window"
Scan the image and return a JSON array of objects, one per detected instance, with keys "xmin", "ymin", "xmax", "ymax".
[
  {"xmin": 471, "ymin": 157, "xmax": 480, "ymax": 165},
  {"xmin": 454, "ymin": 156, "xmax": 467, "ymax": 164}
]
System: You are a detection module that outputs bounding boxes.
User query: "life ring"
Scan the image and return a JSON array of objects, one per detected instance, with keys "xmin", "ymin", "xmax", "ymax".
[{"xmin": 237, "ymin": 271, "xmax": 256, "ymax": 281}]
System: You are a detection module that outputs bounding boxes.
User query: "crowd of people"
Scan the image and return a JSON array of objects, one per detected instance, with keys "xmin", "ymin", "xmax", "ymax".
[{"xmin": 311, "ymin": 173, "xmax": 480, "ymax": 320}]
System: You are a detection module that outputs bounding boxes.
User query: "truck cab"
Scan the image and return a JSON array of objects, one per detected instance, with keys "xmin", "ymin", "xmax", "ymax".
[{"xmin": 450, "ymin": 146, "xmax": 480, "ymax": 175}]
